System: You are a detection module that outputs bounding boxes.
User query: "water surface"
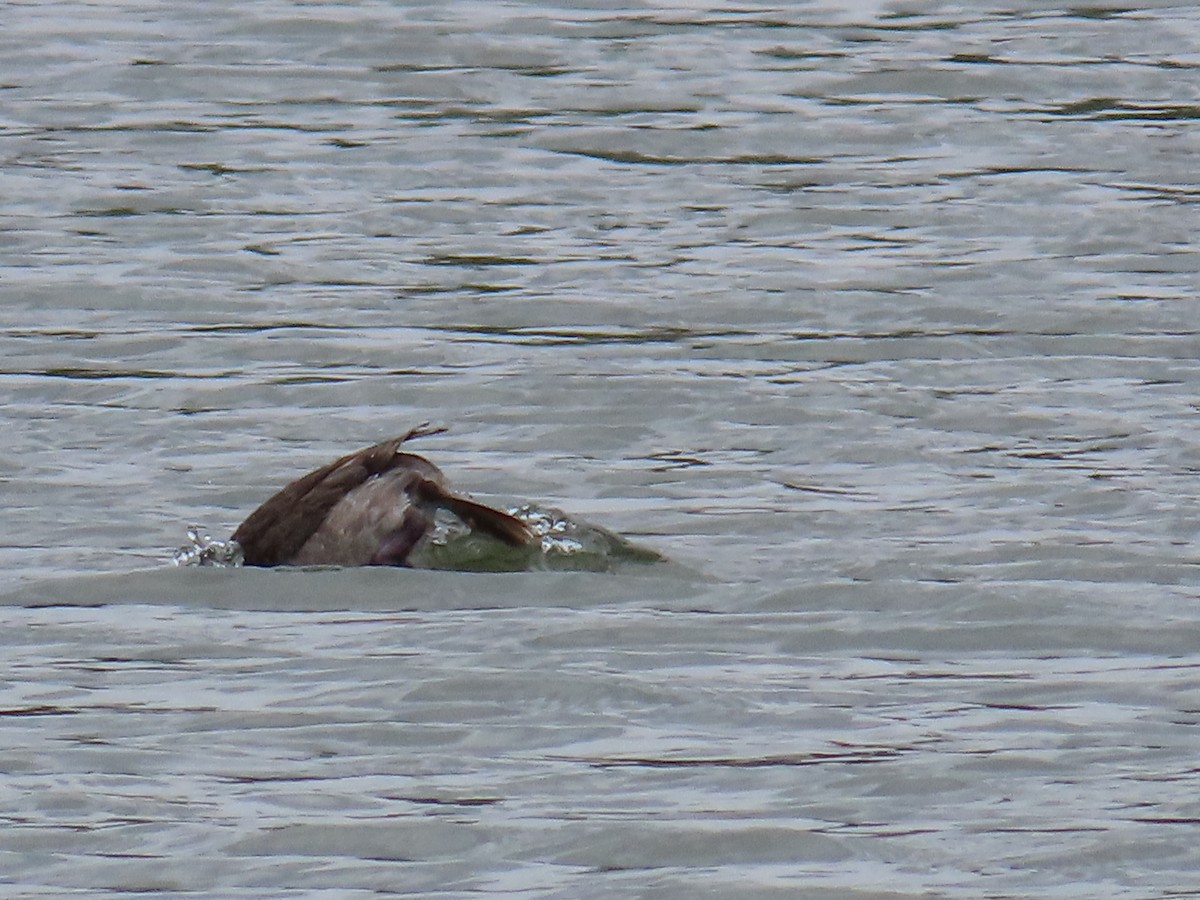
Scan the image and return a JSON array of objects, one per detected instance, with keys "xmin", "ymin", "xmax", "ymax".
[{"xmin": 1, "ymin": 2, "xmax": 1198, "ymax": 896}]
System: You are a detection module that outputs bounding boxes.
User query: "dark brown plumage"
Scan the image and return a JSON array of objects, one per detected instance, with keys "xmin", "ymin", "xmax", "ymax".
[{"xmin": 231, "ymin": 424, "xmax": 534, "ymax": 567}]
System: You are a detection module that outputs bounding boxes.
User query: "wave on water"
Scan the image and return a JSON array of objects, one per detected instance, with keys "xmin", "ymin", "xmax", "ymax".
[
  {"xmin": 415, "ymin": 504, "xmax": 666, "ymax": 573},
  {"xmin": 173, "ymin": 505, "xmax": 665, "ymax": 574}
]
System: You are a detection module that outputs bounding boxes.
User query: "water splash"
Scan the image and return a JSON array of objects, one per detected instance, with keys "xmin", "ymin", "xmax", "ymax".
[
  {"xmin": 412, "ymin": 504, "xmax": 665, "ymax": 573},
  {"xmin": 170, "ymin": 507, "xmax": 663, "ymax": 574},
  {"xmin": 173, "ymin": 526, "xmax": 244, "ymax": 567}
]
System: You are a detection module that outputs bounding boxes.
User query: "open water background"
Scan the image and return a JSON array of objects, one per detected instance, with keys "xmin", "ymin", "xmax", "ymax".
[{"xmin": 1, "ymin": 1, "xmax": 1199, "ymax": 896}]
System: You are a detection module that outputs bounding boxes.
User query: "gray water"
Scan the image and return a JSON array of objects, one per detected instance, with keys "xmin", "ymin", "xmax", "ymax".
[{"xmin": 2, "ymin": 1, "xmax": 1199, "ymax": 897}]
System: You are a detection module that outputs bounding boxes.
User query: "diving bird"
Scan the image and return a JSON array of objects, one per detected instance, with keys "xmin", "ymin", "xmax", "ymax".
[{"xmin": 231, "ymin": 424, "xmax": 534, "ymax": 567}]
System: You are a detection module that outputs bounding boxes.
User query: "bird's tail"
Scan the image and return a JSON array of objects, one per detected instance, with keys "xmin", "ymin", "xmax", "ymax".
[
  {"xmin": 440, "ymin": 495, "xmax": 536, "ymax": 547},
  {"xmin": 412, "ymin": 478, "xmax": 535, "ymax": 547}
]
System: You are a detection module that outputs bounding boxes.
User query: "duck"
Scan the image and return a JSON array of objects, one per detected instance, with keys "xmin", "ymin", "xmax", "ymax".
[{"xmin": 231, "ymin": 424, "xmax": 534, "ymax": 567}]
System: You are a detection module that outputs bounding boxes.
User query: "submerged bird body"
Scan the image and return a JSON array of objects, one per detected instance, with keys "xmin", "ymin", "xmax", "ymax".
[{"xmin": 231, "ymin": 425, "xmax": 533, "ymax": 567}]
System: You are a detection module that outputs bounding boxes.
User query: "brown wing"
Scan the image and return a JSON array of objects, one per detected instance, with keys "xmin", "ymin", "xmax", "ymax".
[{"xmin": 232, "ymin": 424, "xmax": 446, "ymax": 566}]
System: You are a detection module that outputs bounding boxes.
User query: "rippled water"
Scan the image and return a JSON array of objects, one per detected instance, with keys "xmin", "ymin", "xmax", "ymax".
[{"xmin": 2, "ymin": 2, "xmax": 1198, "ymax": 897}]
